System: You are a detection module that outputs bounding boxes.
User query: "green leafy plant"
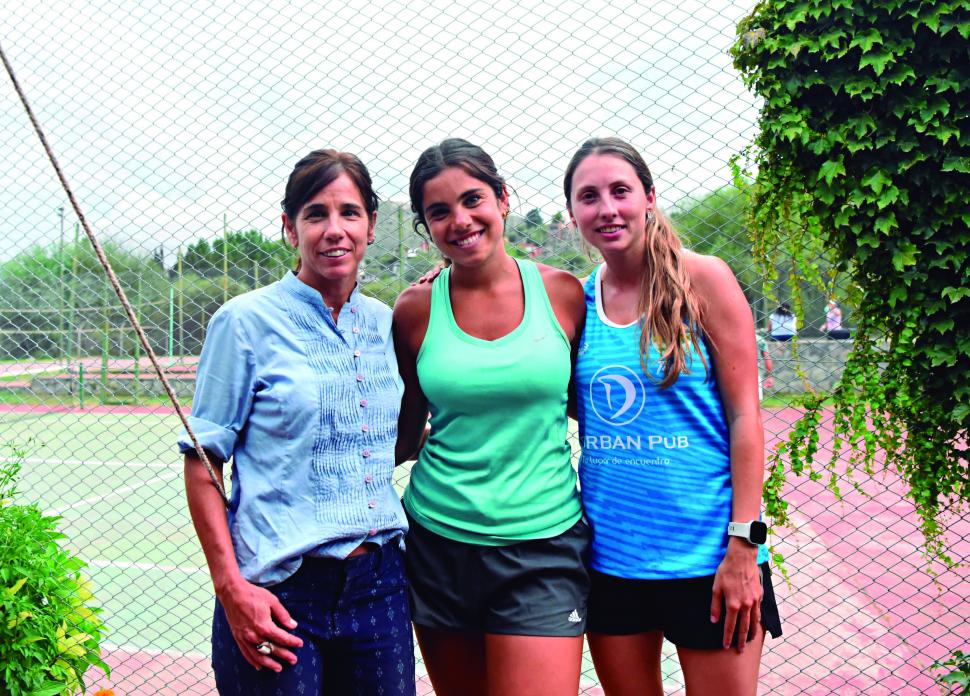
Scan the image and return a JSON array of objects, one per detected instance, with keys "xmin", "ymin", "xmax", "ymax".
[
  {"xmin": 0, "ymin": 443, "xmax": 109, "ymax": 695},
  {"xmin": 730, "ymin": 0, "xmax": 970, "ymax": 565},
  {"xmin": 932, "ymin": 650, "xmax": 970, "ymax": 695}
]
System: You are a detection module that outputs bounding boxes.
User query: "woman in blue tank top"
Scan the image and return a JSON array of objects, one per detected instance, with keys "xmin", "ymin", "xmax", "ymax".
[{"xmin": 564, "ymin": 138, "xmax": 782, "ymax": 696}]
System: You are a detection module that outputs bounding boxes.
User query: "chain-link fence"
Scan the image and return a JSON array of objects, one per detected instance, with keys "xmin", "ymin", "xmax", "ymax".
[{"xmin": 1, "ymin": 1, "xmax": 966, "ymax": 694}]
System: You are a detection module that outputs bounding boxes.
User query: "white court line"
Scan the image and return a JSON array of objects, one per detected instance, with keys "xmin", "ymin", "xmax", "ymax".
[
  {"xmin": 83, "ymin": 558, "xmax": 209, "ymax": 576},
  {"xmin": 49, "ymin": 471, "xmax": 181, "ymax": 514},
  {"xmin": 103, "ymin": 641, "xmax": 209, "ymax": 661},
  {"xmin": 3, "ymin": 455, "xmax": 180, "ymax": 471}
]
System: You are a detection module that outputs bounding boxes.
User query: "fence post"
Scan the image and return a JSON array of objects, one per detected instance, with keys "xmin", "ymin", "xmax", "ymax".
[
  {"xmin": 177, "ymin": 244, "xmax": 184, "ymax": 359},
  {"xmin": 101, "ymin": 283, "xmax": 109, "ymax": 404},
  {"xmin": 133, "ymin": 274, "xmax": 141, "ymax": 399},
  {"xmin": 398, "ymin": 207, "xmax": 405, "ymax": 292},
  {"xmin": 222, "ymin": 214, "xmax": 229, "ymax": 303},
  {"xmin": 168, "ymin": 285, "xmax": 175, "ymax": 358},
  {"xmin": 57, "ymin": 206, "xmax": 66, "ymax": 365}
]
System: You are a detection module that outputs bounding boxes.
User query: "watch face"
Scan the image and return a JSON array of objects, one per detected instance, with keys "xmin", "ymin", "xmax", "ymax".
[{"xmin": 750, "ymin": 521, "xmax": 768, "ymax": 545}]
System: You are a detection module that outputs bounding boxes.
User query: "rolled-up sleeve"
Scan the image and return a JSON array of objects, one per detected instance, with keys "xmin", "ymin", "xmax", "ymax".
[{"xmin": 177, "ymin": 305, "xmax": 256, "ymax": 462}]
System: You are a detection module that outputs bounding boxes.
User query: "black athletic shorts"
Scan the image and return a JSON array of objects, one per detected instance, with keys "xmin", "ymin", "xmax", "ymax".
[
  {"xmin": 403, "ymin": 510, "xmax": 591, "ymax": 636},
  {"xmin": 587, "ymin": 562, "xmax": 783, "ymax": 649}
]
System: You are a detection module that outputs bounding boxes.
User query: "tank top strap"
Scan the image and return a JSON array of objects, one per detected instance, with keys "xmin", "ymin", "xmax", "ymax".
[
  {"xmin": 420, "ymin": 265, "xmax": 452, "ymax": 353},
  {"xmin": 518, "ymin": 259, "xmax": 568, "ymax": 345}
]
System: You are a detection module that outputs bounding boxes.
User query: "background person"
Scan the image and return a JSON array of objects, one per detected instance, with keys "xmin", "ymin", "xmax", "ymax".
[
  {"xmin": 565, "ymin": 137, "xmax": 782, "ymax": 696},
  {"xmin": 767, "ymin": 302, "xmax": 797, "ymax": 341},
  {"xmin": 758, "ymin": 332, "xmax": 774, "ymax": 399},
  {"xmin": 179, "ymin": 149, "xmax": 414, "ymax": 696},
  {"xmin": 821, "ymin": 298, "xmax": 850, "ymax": 338},
  {"xmin": 394, "ymin": 138, "xmax": 590, "ymax": 696}
]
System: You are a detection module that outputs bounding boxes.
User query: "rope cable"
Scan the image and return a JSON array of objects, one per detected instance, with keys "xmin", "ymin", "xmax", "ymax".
[{"xmin": 0, "ymin": 43, "xmax": 230, "ymax": 508}]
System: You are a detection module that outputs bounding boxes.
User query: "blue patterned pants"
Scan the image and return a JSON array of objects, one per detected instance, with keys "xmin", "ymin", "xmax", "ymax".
[{"xmin": 212, "ymin": 544, "xmax": 415, "ymax": 695}]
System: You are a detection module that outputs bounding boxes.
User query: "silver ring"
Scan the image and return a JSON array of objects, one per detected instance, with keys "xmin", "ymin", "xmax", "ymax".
[{"xmin": 255, "ymin": 641, "xmax": 273, "ymax": 656}]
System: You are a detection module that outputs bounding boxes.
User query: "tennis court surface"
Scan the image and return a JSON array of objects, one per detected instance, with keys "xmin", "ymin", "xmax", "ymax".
[{"xmin": 3, "ymin": 403, "xmax": 967, "ymax": 695}]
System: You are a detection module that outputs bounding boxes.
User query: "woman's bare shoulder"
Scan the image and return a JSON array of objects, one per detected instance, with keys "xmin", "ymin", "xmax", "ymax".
[
  {"xmin": 392, "ymin": 283, "xmax": 432, "ymax": 326},
  {"xmin": 683, "ymin": 250, "xmax": 739, "ymax": 296}
]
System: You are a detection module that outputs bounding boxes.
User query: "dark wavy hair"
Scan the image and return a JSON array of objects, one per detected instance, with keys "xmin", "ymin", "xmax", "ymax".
[
  {"xmin": 408, "ymin": 138, "xmax": 506, "ymax": 236},
  {"xmin": 280, "ymin": 149, "xmax": 379, "ymax": 270}
]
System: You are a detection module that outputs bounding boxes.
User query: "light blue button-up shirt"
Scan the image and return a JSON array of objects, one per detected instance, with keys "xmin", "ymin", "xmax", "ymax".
[{"xmin": 178, "ymin": 271, "xmax": 407, "ymax": 586}]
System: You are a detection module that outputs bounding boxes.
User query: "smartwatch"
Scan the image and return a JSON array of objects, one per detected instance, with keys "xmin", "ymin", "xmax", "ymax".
[{"xmin": 727, "ymin": 520, "xmax": 768, "ymax": 546}]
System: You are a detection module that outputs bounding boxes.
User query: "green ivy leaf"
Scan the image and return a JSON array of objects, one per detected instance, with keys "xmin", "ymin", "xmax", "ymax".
[
  {"xmin": 862, "ymin": 169, "xmax": 892, "ymax": 194},
  {"xmin": 818, "ymin": 159, "xmax": 846, "ymax": 185},
  {"xmin": 783, "ymin": 2, "xmax": 809, "ymax": 30},
  {"xmin": 913, "ymin": 7, "xmax": 942, "ymax": 32},
  {"xmin": 920, "ymin": 96, "xmax": 950, "ymax": 122},
  {"xmin": 849, "ymin": 28, "xmax": 883, "ymax": 52},
  {"xmin": 891, "ymin": 242, "xmax": 918, "ymax": 270},
  {"xmin": 942, "ymin": 157, "xmax": 970, "ymax": 173},
  {"xmin": 819, "ymin": 28, "xmax": 847, "ymax": 50},
  {"xmin": 888, "ymin": 286, "xmax": 908, "ymax": 308},
  {"xmin": 924, "ymin": 74, "xmax": 961, "ymax": 93},
  {"xmin": 843, "ymin": 75, "xmax": 874, "ymax": 97},
  {"xmin": 942, "ymin": 286, "xmax": 970, "ymax": 302},
  {"xmin": 859, "ymin": 49, "xmax": 894, "ymax": 76},
  {"xmin": 788, "ymin": 40, "xmax": 808, "ymax": 57},
  {"xmin": 877, "ymin": 186, "xmax": 900, "ymax": 209},
  {"xmin": 875, "ymin": 211, "xmax": 898, "ymax": 234},
  {"xmin": 883, "ymin": 63, "xmax": 916, "ymax": 85}
]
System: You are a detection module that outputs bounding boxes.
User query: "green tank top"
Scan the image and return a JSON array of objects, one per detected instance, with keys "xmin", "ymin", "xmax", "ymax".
[{"xmin": 403, "ymin": 258, "xmax": 582, "ymax": 545}]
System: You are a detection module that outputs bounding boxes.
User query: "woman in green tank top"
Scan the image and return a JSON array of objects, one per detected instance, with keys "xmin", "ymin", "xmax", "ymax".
[{"xmin": 394, "ymin": 139, "xmax": 590, "ymax": 696}]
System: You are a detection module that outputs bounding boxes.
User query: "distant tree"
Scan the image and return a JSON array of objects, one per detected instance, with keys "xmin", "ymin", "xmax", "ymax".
[
  {"xmin": 510, "ymin": 208, "xmax": 547, "ymax": 245},
  {"xmin": 0, "ymin": 240, "xmax": 170, "ymax": 359},
  {"xmin": 182, "ymin": 230, "xmax": 294, "ymax": 287},
  {"xmin": 670, "ymin": 186, "xmax": 831, "ymax": 326},
  {"xmin": 671, "ymin": 187, "xmax": 760, "ymax": 304}
]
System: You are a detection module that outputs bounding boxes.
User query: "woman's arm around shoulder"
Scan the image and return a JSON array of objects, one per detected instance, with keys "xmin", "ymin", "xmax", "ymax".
[
  {"xmin": 392, "ymin": 284, "xmax": 432, "ymax": 464},
  {"xmin": 537, "ymin": 263, "xmax": 585, "ymax": 343}
]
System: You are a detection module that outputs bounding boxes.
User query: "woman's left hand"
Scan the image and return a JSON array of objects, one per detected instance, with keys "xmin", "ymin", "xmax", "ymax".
[{"xmin": 710, "ymin": 539, "xmax": 762, "ymax": 652}]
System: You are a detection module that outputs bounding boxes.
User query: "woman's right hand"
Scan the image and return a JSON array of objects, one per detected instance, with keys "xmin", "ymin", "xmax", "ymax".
[
  {"xmin": 218, "ymin": 577, "xmax": 304, "ymax": 671},
  {"xmin": 412, "ymin": 261, "xmax": 446, "ymax": 285}
]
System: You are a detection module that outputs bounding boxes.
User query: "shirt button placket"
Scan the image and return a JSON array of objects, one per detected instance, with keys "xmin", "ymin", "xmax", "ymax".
[
  {"xmin": 355, "ymin": 317, "xmax": 377, "ymax": 535},
  {"xmin": 353, "ymin": 309, "xmax": 369, "ymax": 462}
]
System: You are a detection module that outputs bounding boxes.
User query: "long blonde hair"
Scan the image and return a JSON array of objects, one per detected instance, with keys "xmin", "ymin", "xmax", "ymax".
[{"xmin": 564, "ymin": 137, "xmax": 707, "ymax": 388}]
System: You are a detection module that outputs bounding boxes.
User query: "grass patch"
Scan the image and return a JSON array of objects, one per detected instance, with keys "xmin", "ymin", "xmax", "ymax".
[{"xmin": 762, "ymin": 393, "xmax": 835, "ymax": 409}]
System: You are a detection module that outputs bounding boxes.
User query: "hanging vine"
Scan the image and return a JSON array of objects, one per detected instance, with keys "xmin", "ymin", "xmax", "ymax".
[{"xmin": 731, "ymin": 0, "xmax": 969, "ymax": 565}]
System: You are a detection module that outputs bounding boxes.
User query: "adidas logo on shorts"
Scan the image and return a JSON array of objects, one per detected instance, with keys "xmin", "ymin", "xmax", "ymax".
[{"xmin": 567, "ymin": 609, "xmax": 582, "ymax": 623}]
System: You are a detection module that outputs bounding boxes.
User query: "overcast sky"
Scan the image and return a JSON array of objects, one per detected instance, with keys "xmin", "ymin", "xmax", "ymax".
[{"xmin": 0, "ymin": 0, "xmax": 761, "ymax": 263}]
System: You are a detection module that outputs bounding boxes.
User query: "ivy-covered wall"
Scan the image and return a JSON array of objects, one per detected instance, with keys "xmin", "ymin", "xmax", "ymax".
[{"xmin": 731, "ymin": 0, "xmax": 969, "ymax": 561}]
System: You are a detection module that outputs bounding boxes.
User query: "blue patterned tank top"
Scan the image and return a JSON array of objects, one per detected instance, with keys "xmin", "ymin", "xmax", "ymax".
[{"xmin": 576, "ymin": 266, "xmax": 767, "ymax": 579}]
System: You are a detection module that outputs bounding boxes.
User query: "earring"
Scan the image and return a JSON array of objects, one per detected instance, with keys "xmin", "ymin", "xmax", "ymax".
[
  {"xmin": 502, "ymin": 209, "xmax": 509, "ymax": 221},
  {"xmin": 367, "ymin": 238, "xmax": 375, "ymax": 245},
  {"xmin": 646, "ymin": 210, "xmax": 655, "ymax": 224}
]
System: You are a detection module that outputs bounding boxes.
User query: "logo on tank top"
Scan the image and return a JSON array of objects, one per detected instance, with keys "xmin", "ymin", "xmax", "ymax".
[{"xmin": 589, "ymin": 365, "xmax": 646, "ymax": 426}]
